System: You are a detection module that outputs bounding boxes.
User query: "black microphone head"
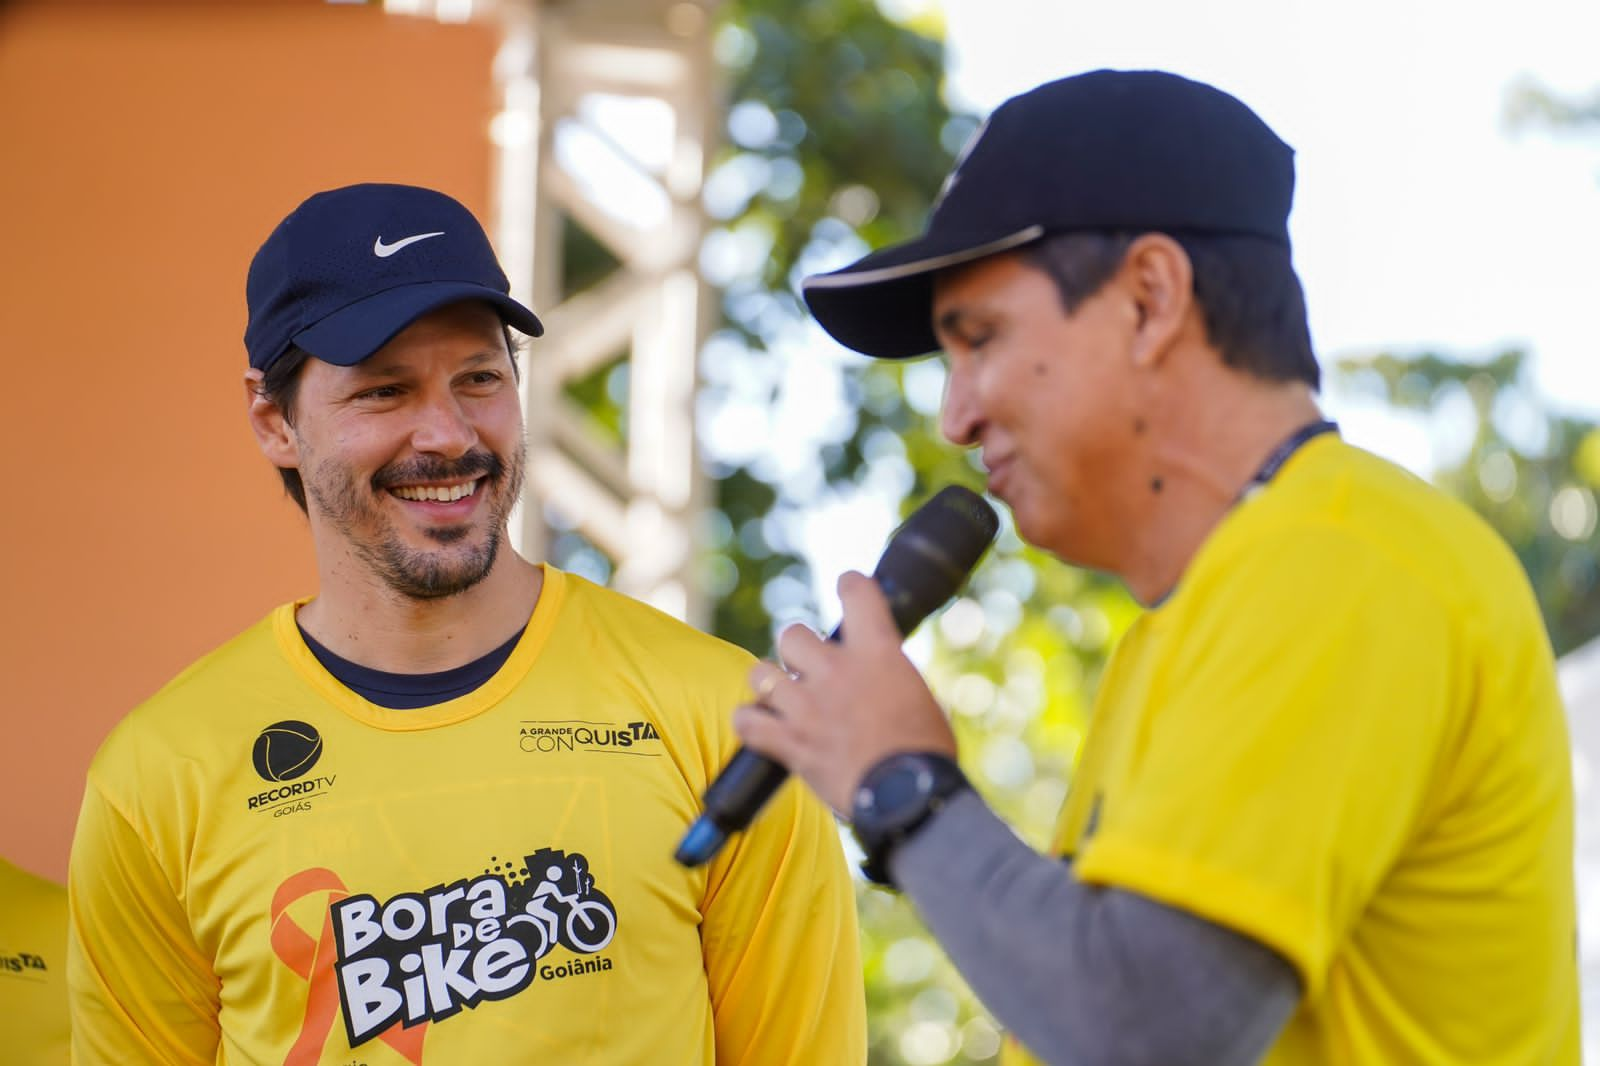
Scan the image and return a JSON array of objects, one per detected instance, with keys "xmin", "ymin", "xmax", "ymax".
[
  {"xmin": 872, "ymin": 486, "xmax": 999, "ymax": 635},
  {"xmin": 677, "ymin": 484, "xmax": 998, "ymax": 868}
]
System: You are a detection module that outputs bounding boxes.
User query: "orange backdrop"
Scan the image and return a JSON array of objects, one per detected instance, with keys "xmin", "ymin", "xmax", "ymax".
[{"xmin": 0, "ymin": 0, "xmax": 500, "ymax": 881}]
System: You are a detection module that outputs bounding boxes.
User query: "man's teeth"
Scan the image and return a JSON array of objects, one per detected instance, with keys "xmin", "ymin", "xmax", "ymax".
[{"xmin": 391, "ymin": 481, "xmax": 478, "ymax": 502}]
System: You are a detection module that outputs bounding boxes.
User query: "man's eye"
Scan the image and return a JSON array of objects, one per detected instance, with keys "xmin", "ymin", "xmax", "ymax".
[{"xmin": 356, "ymin": 385, "xmax": 401, "ymax": 400}]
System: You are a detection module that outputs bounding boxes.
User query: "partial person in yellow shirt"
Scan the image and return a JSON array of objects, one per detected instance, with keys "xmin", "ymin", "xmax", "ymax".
[
  {"xmin": 733, "ymin": 69, "xmax": 1580, "ymax": 1065},
  {"xmin": 66, "ymin": 183, "xmax": 865, "ymax": 1064},
  {"xmin": 1, "ymin": 856, "xmax": 69, "ymax": 1064}
]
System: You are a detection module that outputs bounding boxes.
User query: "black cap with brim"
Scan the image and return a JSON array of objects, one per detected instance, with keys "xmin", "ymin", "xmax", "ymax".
[
  {"xmin": 294, "ymin": 282, "xmax": 544, "ymax": 367},
  {"xmin": 800, "ymin": 69, "xmax": 1296, "ymax": 360},
  {"xmin": 803, "ymin": 226, "xmax": 1043, "ymax": 360},
  {"xmin": 246, "ymin": 183, "xmax": 545, "ymax": 373}
]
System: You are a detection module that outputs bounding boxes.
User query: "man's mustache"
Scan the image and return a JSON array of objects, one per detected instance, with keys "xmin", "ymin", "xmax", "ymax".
[{"xmin": 372, "ymin": 451, "xmax": 502, "ymax": 490}]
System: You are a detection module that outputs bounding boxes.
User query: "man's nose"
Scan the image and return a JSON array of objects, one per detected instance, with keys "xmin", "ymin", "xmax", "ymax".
[
  {"xmin": 410, "ymin": 390, "xmax": 477, "ymax": 455},
  {"xmin": 939, "ymin": 365, "xmax": 980, "ymax": 447}
]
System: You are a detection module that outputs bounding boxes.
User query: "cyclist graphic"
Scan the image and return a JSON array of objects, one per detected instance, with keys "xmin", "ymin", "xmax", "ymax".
[{"xmin": 506, "ymin": 849, "xmax": 617, "ymax": 961}]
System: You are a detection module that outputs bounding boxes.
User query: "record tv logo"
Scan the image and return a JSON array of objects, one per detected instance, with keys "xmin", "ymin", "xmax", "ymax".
[
  {"xmin": 254, "ymin": 720, "xmax": 323, "ymax": 781},
  {"xmin": 248, "ymin": 720, "xmax": 336, "ymax": 814}
]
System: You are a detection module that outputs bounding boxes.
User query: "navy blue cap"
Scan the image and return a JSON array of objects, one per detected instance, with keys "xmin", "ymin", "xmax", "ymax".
[
  {"xmin": 802, "ymin": 70, "xmax": 1296, "ymax": 359},
  {"xmin": 244, "ymin": 183, "xmax": 544, "ymax": 372}
]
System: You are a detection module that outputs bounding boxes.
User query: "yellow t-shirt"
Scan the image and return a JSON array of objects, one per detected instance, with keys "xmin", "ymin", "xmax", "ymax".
[
  {"xmin": 0, "ymin": 857, "xmax": 69, "ymax": 1065},
  {"xmin": 1008, "ymin": 437, "xmax": 1579, "ymax": 1064},
  {"xmin": 68, "ymin": 567, "xmax": 865, "ymax": 1064}
]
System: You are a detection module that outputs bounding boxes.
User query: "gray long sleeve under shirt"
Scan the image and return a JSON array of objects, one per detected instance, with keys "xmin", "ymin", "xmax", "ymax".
[{"xmin": 888, "ymin": 789, "xmax": 1301, "ymax": 1066}]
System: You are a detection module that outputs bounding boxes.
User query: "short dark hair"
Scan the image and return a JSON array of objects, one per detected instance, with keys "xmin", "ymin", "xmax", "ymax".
[
  {"xmin": 257, "ymin": 344, "xmax": 314, "ymax": 512},
  {"xmin": 253, "ymin": 325, "xmax": 525, "ymax": 514},
  {"xmin": 1021, "ymin": 230, "xmax": 1319, "ymax": 389}
]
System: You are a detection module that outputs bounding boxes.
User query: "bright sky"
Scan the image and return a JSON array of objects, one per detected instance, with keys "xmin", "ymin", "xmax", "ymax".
[{"xmin": 927, "ymin": 0, "xmax": 1600, "ymax": 466}]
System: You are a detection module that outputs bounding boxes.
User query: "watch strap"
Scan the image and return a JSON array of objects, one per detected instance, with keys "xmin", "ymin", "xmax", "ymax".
[{"xmin": 852, "ymin": 752, "xmax": 970, "ymax": 888}]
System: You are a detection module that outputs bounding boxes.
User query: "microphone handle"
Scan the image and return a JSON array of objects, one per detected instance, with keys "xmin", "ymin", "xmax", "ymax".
[{"xmin": 695, "ymin": 748, "xmax": 790, "ymax": 835}]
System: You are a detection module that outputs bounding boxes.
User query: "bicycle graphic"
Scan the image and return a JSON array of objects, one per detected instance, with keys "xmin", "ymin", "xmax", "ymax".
[{"xmin": 506, "ymin": 849, "xmax": 617, "ymax": 960}]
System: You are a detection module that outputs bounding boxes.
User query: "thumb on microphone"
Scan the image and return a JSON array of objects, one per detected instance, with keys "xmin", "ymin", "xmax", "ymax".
[
  {"xmin": 831, "ymin": 570, "xmax": 904, "ymax": 651},
  {"xmin": 734, "ymin": 577, "xmax": 958, "ymax": 818}
]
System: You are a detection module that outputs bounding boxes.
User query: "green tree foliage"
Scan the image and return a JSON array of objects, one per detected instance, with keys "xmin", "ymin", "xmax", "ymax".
[
  {"xmin": 700, "ymin": 0, "xmax": 979, "ymax": 654},
  {"xmin": 1506, "ymin": 76, "xmax": 1600, "ymax": 141},
  {"xmin": 1334, "ymin": 349, "xmax": 1600, "ymax": 656}
]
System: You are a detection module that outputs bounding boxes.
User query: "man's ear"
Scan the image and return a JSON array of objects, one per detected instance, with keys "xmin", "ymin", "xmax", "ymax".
[
  {"xmin": 244, "ymin": 369, "xmax": 299, "ymax": 469},
  {"xmin": 1120, "ymin": 233, "xmax": 1195, "ymax": 369}
]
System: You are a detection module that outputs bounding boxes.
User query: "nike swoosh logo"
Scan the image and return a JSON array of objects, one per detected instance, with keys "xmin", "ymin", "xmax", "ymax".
[{"xmin": 373, "ymin": 231, "xmax": 445, "ymax": 258}]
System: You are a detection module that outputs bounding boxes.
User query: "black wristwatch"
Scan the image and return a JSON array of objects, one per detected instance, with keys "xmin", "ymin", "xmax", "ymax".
[{"xmin": 851, "ymin": 752, "xmax": 971, "ymax": 887}]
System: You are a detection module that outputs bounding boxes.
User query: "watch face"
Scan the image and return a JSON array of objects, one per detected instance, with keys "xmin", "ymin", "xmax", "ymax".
[
  {"xmin": 860, "ymin": 760, "xmax": 934, "ymax": 833},
  {"xmin": 853, "ymin": 753, "xmax": 967, "ymax": 887}
]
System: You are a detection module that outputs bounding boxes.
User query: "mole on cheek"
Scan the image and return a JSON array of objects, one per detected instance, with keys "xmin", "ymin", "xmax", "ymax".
[{"xmin": 1133, "ymin": 418, "xmax": 1147, "ymax": 436}]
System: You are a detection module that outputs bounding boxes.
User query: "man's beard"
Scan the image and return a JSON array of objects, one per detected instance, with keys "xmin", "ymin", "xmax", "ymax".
[{"xmin": 305, "ymin": 443, "xmax": 527, "ymax": 601}]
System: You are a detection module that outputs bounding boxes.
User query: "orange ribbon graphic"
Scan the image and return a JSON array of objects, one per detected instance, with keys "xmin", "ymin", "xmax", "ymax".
[{"xmin": 271, "ymin": 867, "xmax": 428, "ymax": 1065}]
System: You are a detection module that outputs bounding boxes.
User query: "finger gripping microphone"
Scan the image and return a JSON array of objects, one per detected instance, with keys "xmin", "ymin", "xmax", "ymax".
[{"xmin": 675, "ymin": 485, "xmax": 999, "ymax": 867}]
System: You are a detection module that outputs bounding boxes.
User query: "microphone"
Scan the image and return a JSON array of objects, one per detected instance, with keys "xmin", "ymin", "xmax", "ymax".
[{"xmin": 675, "ymin": 485, "xmax": 999, "ymax": 867}]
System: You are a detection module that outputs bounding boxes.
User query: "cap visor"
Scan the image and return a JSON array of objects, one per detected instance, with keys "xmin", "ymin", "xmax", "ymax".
[
  {"xmin": 802, "ymin": 225, "xmax": 1043, "ymax": 359},
  {"xmin": 293, "ymin": 282, "xmax": 544, "ymax": 366}
]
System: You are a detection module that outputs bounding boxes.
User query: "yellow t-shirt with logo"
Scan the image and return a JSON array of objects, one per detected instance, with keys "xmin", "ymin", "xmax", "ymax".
[
  {"xmin": 68, "ymin": 567, "xmax": 865, "ymax": 1064},
  {"xmin": 0, "ymin": 857, "xmax": 69, "ymax": 1064},
  {"xmin": 1007, "ymin": 437, "xmax": 1579, "ymax": 1065}
]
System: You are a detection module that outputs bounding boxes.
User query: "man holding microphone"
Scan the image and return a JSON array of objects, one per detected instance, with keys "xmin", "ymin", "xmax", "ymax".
[{"xmin": 734, "ymin": 69, "xmax": 1580, "ymax": 1065}]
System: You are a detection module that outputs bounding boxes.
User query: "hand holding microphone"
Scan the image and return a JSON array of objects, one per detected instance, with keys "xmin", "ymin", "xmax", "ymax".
[{"xmin": 675, "ymin": 486, "xmax": 998, "ymax": 866}]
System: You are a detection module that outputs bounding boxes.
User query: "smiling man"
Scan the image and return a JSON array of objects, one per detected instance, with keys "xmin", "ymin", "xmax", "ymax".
[
  {"xmin": 732, "ymin": 71, "xmax": 1580, "ymax": 1065},
  {"xmin": 66, "ymin": 183, "xmax": 864, "ymax": 1064}
]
